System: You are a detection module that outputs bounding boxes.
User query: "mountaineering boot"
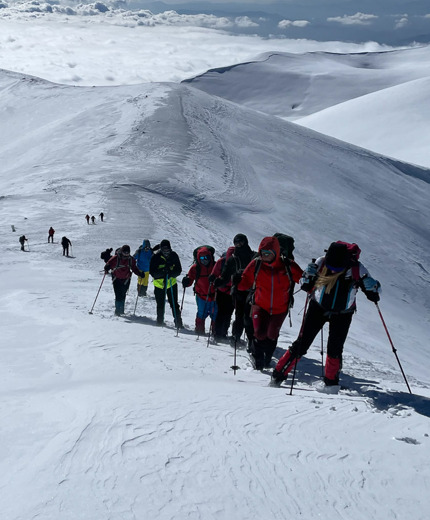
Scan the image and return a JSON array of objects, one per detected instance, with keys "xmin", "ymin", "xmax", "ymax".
[
  {"xmin": 250, "ymin": 339, "xmax": 264, "ymax": 370},
  {"xmin": 115, "ymin": 300, "xmax": 121, "ymax": 316},
  {"xmin": 175, "ymin": 315, "xmax": 184, "ymax": 329},
  {"xmin": 269, "ymin": 369, "xmax": 283, "ymax": 387},
  {"xmin": 315, "ymin": 380, "xmax": 340, "ymax": 394}
]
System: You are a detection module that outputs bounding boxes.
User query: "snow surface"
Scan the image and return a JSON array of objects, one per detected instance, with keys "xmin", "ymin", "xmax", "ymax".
[{"xmin": 1, "ymin": 8, "xmax": 430, "ymax": 520}]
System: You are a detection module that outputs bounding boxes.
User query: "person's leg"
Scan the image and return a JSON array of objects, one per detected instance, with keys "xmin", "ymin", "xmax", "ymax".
[
  {"xmin": 250, "ymin": 305, "xmax": 270, "ymax": 369},
  {"xmin": 154, "ymin": 286, "xmax": 165, "ymax": 324},
  {"xmin": 324, "ymin": 312, "xmax": 353, "ymax": 385},
  {"xmin": 274, "ymin": 300, "xmax": 327, "ymax": 380},
  {"xmin": 167, "ymin": 283, "xmax": 182, "ymax": 328},
  {"xmin": 232, "ymin": 291, "xmax": 246, "ymax": 340}
]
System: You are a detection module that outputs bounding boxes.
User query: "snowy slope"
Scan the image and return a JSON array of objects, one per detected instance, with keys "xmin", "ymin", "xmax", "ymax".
[
  {"xmin": 183, "ymin": 46, "xmax": 430, "ymax": 120},
  {"xmin": 296, "ymin": 77, "xmax": 430, "ymax": 167},
  {"xmin": 1, "ymin": 70, "xmax": 430, "ymax": 520}
]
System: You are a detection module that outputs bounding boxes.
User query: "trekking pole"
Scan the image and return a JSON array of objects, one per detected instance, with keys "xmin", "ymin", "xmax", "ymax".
[
  {"xmin": 206, "ymin": 283, "xmax": 214, "ymax": 348},
  {"xmin": 231, "ymin": 336, "xmax": 240, "ymax": 375},
  {"xmin": 289, "ymin": 293, "xmax": 310, "ymax": 395},
  {"xmin": 161, "ymin": 272, "xmax": 169, "ymax": 327},
  {"xmin": 320, "ymin": 326, "xmax": 324, "ymax": 377},
  {"xmin": 133, "ymin": 291, "xmax": 139, "ymax": 316},
  {"xmin": 26, "ymin": 240, "xmax": 30, "ymax": 252},
  {"xmin": 89, "ymin": 272, "xmax": 107, "ymax": 314},
  {"xmin": 375, "ymin": 302, "xmax": 412, "ymax": 394},
  {"xmin": 170, "ymin": 282, "xmax": 180, "ymax": 337},
  {"xmin": 180, "ymin": 286, "xmax": 186, "ymax": 312}
]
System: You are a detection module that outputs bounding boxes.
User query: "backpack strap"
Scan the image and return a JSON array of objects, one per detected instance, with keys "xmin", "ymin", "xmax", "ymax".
[{"xmin": 282, "ymin": 256, "xmax": 295, "ymax": 312}]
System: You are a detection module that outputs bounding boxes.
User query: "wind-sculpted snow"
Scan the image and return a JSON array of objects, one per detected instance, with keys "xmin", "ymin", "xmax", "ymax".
[{"xmin": 1, "ymin": 71, "xmax": 430, "ymax": 519}]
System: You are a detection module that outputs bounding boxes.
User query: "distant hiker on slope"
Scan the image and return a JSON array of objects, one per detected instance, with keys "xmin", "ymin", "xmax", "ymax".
[
  {"xmin": 149, "ymin": 239, "xmax": 183, "ymax": 328},
  {"xmin": 99, "ymin": 212, "xmax": 104, "ymax": 222},
  {"xmin": 61, "ymin": 236, "xmax": 72, "ymax": 257},
  {"xmin": 133, "ymin": 239, "xmax": 153, "ymax": 296},
  {"xmin": 100, "ymin": 247, "xmax": 113, "ymax": 263},
  {"xmin": 48, "ymin": 227, "xmax": 55, "ymax": 243},
  {"xmin": 91, "ymin": 215, "xmax": 96, "ymax": 224},
  {"xmin": 19, "ymin": 235, "xmax": 28, "ymax": 251},
  {"xmin": 85, "ymin": 214, "xmax": 90, "ymax": 224},
  {"xmin": 182, "ymin": 246, "xmax": 217, "ymax": 335},
  {"xmin": 237, "ymin": 236, "xmax": 302, "ymax": 370},
  {"xmin": 213, "ymin": 234, "xmax": 255, "ymax": 345},
  {"xmin": 104, "ymin": 245, "xmax": 143, "ymax": 316},
  {"xmin": 208, "ymin": 247, "xmax": 235, "ymax": 340},
  {"xmin": 271, "ymin": 241, "xmax": 381, "ymax": 392}
]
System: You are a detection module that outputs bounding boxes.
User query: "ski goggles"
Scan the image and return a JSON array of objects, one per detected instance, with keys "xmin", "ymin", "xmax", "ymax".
[
  {"xmin": 261, "ymin": 249, "xmax": 275, "ymax": 258},
  {"xmin": 325, "ymin": 264, "xmax": 345, "ymax": 273},
  {"xmin": 199, "ymin": 255, "xmax": 209, "ymax": 261}
]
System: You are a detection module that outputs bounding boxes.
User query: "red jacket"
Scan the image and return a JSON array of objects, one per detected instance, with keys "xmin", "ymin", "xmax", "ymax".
[
  {"xmin": 210, "ymin": 246, "xmax": 235, "ymax": 294},
  {"xmin": 186, "ymin": 247, "xmax": 216, "ymax": 301},
  {"xmin": 238, "ymin": 236, "xmax": 302, "ymax": 315},
  {"xmin": 106, "ymin": 254, "xmax": 140, "ymax": 281}
]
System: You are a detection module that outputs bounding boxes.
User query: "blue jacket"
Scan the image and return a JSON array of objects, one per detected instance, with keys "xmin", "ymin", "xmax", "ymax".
[{"xmin": 133, "ymin": 239, "xmax": 153, "ymax": 271}]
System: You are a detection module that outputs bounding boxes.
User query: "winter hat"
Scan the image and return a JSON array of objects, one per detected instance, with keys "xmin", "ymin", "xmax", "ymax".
[
  {"xmin": 121, "ymin": 244, "xmax": 131, "ymax": 254},
  {"xmin": 233, "ymin": 233, "xmax": 248, "ymax": 246},
  {"xmin": 160, "ymin": 239, "xmax": 171, "ymax": 250},
  {"xmin": 143, "ymin": 239, "xmax": 151, "ymax": 249},
  {"xmin": 325, "ymin": 242, "xmax": 348, "ymax": 272}
]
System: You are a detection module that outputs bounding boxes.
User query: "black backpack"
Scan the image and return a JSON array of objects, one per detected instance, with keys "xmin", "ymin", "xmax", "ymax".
[
  {"xmin": 273, "ymin": 233, "xmax": 295, "ymax": 260},
  {"xmin": 273, "ymin": 233, "xmax": 296, "ymax": 311}
]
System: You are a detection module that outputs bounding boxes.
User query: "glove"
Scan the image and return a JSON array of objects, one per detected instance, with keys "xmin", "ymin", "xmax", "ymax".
[
  {"xmin": 304, "ymin": 262, "xmax": 318, "ymax": 278},
  {"xmin": 363, "ymin": 276, "xmax": 381, "ymax": 292},
  {"xmin": 182, "ymin": 275, "xmax": 191, "ymax": 288},
  {"xmin": 213, "ymin": 278, "xmax": 223, "ymax": 288},
  {"xmin": 365, "ymin": 291, "xmax": 380, "ymax": 303},
  {"xmin": 301, "ymin": 280, "xmax": 315, "ymax": 293},
  {"xmin": 104, "ymin": 268, "xmax": 110, "ymax": 274},
  {"xmin": 208, "ymin": 273, "xmax": 216, "ymax": 283},
  {"xmin": 232, "ymin": 273, "xmax": 242, "ymax": 285}
]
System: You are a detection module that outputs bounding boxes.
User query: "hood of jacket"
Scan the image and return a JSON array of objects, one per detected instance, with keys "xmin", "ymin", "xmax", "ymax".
[
  {"xmin": 196, "ymin": 246, "xmax": 214, "ymax": 267},
  {"xmin": 258, "ymin": 236, "xmax": 282, "ymax": 267}
]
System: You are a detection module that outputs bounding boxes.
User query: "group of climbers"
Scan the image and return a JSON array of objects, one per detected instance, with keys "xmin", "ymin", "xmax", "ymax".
[{"xmin": 100, "ymin": 233, "xmax": 381, "ymax": 392}]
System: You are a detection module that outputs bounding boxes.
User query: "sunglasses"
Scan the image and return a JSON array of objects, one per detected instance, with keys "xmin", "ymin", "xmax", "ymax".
[
  {"xmin": 200, "ymin": 255, "xmax": 208, "ymax": 261},
  {"xmin": 261, "ymin": 250, "xmax": 275, "ymax": 257},
  {"xmin": 234, "ymin": 241, "xmax": 244, "ymax": 247}
]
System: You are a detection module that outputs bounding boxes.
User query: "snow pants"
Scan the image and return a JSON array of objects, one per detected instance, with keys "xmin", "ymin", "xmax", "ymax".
[
  {"xmin": 113, "ymin": 277, "xmax": 130, "ymax": 315},
  {"xmin": 274, "ymin": 299, "xmax": 353, "ymax": 384},
  {"xmin": 249, "ymin": 305, "xmax": 287, "ymax": 369},
  {"xmin": 137, "ymin": 271, "xmax": 149, "ymax": 295},
  {"xmin": 154, "ymin": 283, "xmax": 182, "ymax": 327},
  {"xmin": 214, "ymin": 290, "xmax": 234, "ymax": 338}
]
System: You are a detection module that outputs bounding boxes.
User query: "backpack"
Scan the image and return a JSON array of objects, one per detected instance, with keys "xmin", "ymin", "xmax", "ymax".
[
  {"xmin": 193, "ymin": 245, "xmax": 215, "ymax": 282},
  {"xmin": 273, "ymin": 233, "xmax": 296, "ymax": 309},
  {"xmin": 273, "ymin": 233, "xmax": 295, "ymax": 260}
]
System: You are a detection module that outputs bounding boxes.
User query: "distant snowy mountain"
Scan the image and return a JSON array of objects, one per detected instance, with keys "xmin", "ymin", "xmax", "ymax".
[
  {"xmin": 183, "ymin": 45, "xmax": 430, "ymax": 167},
  {"xmin": 1, "ymin": 68, "xmax": 430, "ymax": 519}
]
